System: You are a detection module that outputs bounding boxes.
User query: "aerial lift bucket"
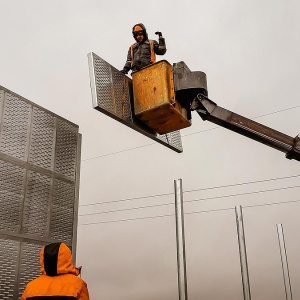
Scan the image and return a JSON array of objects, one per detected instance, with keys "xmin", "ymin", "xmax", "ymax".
[{"xmin": 132, "ymin": 60, "xmax": 204, "ymax": 135}]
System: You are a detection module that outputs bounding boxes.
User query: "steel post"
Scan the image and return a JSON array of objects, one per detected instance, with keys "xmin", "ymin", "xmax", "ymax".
[
  {"xmin": 174, "ymin": 179, "xmax": 188, "ymax": 300},
  {"xmin": 276, "ymin": 224, "xmax": 293, "ymax": 300},
  {"xmin": 235, "ymin": 206, "xmax": 251, "ymax": 300}
]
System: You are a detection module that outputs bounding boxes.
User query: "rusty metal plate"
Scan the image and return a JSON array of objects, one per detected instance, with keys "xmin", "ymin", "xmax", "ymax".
[{"xmin": 88, "ymin": 52, "xmax": 183, "ymax": 153}]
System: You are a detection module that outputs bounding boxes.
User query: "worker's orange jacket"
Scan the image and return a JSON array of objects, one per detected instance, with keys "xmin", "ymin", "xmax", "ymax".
[{"xmin": 21, "ymin": 242, "xmax": 90, "ymax": 300}]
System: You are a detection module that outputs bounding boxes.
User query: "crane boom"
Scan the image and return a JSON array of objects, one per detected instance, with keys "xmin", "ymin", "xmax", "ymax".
[{"xmin": 191, "ymin": 94, "xmax": 300, "ymax": 162}]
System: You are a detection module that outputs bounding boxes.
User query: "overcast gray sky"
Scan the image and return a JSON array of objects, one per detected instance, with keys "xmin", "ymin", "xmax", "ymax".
[{"xmin": 1, "ymin": 1, "xmax": 300, "ymax": 299}]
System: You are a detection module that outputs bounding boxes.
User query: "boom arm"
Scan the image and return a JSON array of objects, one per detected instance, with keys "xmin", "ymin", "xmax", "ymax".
[{"xmin": 191, "ymin": 94, "xmax": 300, "ymax": 162}]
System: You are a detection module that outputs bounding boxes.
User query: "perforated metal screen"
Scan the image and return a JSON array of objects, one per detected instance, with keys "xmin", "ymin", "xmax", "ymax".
[
  {"xmin": 88, "ymin": 52, "xmax": 183, "ymax": 153},
  {"xmin": 0, "ymin": 85, "xmax": 81, "ymax": 300}
]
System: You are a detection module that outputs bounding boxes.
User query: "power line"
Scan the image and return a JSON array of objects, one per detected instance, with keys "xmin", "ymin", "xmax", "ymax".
[
  {"xmin": 79, "ymin": 184, "xmax": 300, "ymax": 217},
  {"xmin": 79, "ymin": 191, "xmax": 173, "ymax": 207},
  {"xmin": 82, "ymin": 143, "xmax": 154, "ymax": 161},
  {"xmin": 79, "ymin": 199, "xmax": 300, "ymax": 226},
  {"xmin": 252, "ymin": 105, "xmax": 300, "ymax": 119},
  {"xmin": 184, "ymin": 174, "xmax": 300, "ymax": 194},
  {"xmin": 185, "ymin": 185, "xmax": 300, "ymax": 204},
  {"xmin": 79, "ymin": 202, "xmax": 173, "ymax": 217},
  {"xmin": 243, "ymin": 199, "xmax": 300, "ymax": 209},
  {"xmin": 185, "ymin": 207, "xmax": 234, "ymax": 215},
  {"xmin": 81, "ymin": 105, "xmax": 300, "ymax": 161},
  {"xmin": 79, "ymin": 207, "xmax": 234, "ymax": 226},
  {"xmin": 79, "ymin": 213, "xmax": 174, "ymax": 226},
  {"xmin": 79, "ymin": 174, "xmax": 300, "ymax": 208},
  {"xmin": 181, "ymin": 127, "xmax": 219, "ymax": 137}
]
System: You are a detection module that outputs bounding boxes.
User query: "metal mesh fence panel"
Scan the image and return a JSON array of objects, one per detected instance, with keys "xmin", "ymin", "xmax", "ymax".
[
  {"xmin": 55, "ymin": 118, "xmax": 78, "ymax": 178},
  {"xmin": 17, "ymin": 241, "xmax": 43, "ymax": 299},
  {"xmin": 28, "ymin": 106, "xmax": 56, "ymax": 170},
  {"xmin": 50, "ymin": 179, "xmax": 75, "ymax": 243},
  {"xmin": 157, "ymin": 131, "xmax": 183, "ymax": 151},
  {"xmin": 88, "ymin": 52, "xmax": 183, "ymax": 152},
  {"xmin": 0, "ymin": 85, "xmax": 81, "ymax": 299},
  {"xmin": 22, "ymin": 170, "xmax": 52, "ymax": 237},
  {"xmin": 0, "ymin": 92, "xmax": 31, "ymax": 160},
  {"xmin": 0, "ymin": 238, "xmax": 19, "ymax": 300},
  {"xmin": 0, "ymin": 160, "xmax": 25, "ymax": 233}
]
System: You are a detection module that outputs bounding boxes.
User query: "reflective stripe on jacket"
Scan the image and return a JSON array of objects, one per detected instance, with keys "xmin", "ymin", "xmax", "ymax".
[
  {"xmin": 24, "ymin": 297, "xmax": 77, "ymax": 300},
  {"xmin": 124, "ymin": 37, "xmax": 166, "ymax": 72},
  {"xmin": 21, "ymin": 243, "xmax": 90, "ymax": 300}
]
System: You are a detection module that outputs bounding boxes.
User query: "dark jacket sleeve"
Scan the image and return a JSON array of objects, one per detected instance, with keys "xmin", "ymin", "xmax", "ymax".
[
  {"xmin": 123, "ymin": 47, "xmax": 132, "ymax": 71},
  {"xmin": 154, "ymin": 37, "xmax": 166, "ymax": 55}
]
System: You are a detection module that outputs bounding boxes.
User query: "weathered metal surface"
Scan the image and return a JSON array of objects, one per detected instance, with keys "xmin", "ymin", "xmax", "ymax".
[
  {"xmin": 132, "ymin": 60, "xmax": 191, "ymax": 134},
  {"xmin": 88, "ymin": 52, "xmax": 183, "ymax": 153},
  {"xmin": 133, "ymin": 60, "xmax": 175, "ymax": 113},
  {"xmin": 286, "ymin": 135, "xmax": 300, "ymax": 161},
  {"xmin": 173, "ymin": 61, "xmax": 207, "ymax": 92},
  {"xmin": 0, "ymin": 85, "xmax": 81, "ymax": 299},
  {"xmin": 173, "ymin": 61, "xmax": 208, "ymax": 114},
  {"xmin": 193, "ymin": 94, "xmax": 300, "ymax": 161}
]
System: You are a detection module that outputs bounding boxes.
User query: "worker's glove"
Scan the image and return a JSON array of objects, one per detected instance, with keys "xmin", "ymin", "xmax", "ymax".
[{"xmin": 155, "ymin": 31, "xmax": 163, "ymax": 38}]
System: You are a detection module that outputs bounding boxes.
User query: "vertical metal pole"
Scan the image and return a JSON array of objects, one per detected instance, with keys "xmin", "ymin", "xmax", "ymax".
[
  {"xmin": 72, "ymin": 133, "xmax": 82, "ymax": 264},
  {"xmin": 174, "ymin": 179, "xmax": 188, "ymax": 300},
  {"xmin": 235, "ymin": 206, "xmax": 251, "ymax": 300},
  {"xmin": 276, "ymin": 224, "xmax": 293, "ymax": 300}
]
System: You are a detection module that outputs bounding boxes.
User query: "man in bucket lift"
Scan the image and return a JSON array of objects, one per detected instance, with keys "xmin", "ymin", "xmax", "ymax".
[{"xmin": 121, "ymin": 23, "xmax": 167, "ymax": 74}]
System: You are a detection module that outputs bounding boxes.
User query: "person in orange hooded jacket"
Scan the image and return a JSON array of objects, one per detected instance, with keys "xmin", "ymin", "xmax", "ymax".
[
  {"xmin": 121, "ymin": 23, "xmax": 167, "ymax": 74},
  {"xmin": 21, "ymin": 242, "xmax": 90, "ymax": 300}
]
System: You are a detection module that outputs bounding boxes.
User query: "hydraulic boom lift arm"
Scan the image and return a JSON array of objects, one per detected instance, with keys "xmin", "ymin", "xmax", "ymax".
[
  {"xmin": 190, "ymin": 94, "xmax": 300, "ymax": 162},
  {"xmin": 88, "ymin": 56, "xmax": 299, "ymax": 160}
]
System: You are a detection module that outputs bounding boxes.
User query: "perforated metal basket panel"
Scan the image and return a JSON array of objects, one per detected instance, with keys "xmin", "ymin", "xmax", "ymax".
[
  {"xmin": 0, "ymin": 89, "xmax": 4, "ymax": 122},
  {"xmin": 157, "ymin": 131, "xmax": 183, "ymax": 150},
  {"xmin": 0, "ymin": 92, "xmax": 31, "ymax": 160},
  {"xmin": 22, "ymin": 170, "xmax": 51, "ymax": 237},
  {"xmin": 55, "ymin": 118, "xmax": 78, "ymax": 178},
  {"xmin": 0, "ymin": 160, "xmax": 25, "ymax": 233},
  {"xmin": 18, "ymin": 241, "xmax": 43, "ymax": 299},
  {"xmin": 0, "ymin": 86, "xmax": 81, "ymax": 300},
  {"xmin": 0, "ymin": 237, "xmax": 19, "ymax": 300},
  {"xmin": 88, "ymin": 52, "xmax": 183, "ymax": 153},
  {"xmin": 50, "ymin": 179, "xmax": 75, "ymax": 243},
  {"xmin": 92, "ymin": 53, "xmax": 116, "ymax": 112},
  {"xmin": 29, "ymin": 106, "xmax": 56, "ymax": 170}
]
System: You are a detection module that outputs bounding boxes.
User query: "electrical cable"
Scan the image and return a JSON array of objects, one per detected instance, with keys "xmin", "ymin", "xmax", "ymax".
[
  {"xmin": 79, "ymin": 213, "xmax": 174, "ymax": 226},
  {"xmin": 79, "ymin": 184, "xmax": 300, "ymax": 217},
  {"xmin": 185, "ymin": 207, "xmax": 234, "ymax": 215},
  {"xmin": 82, "ymin": 143, "xmax": 154, "ymax": 161},
  {"xmin": 79, "ymin": 199, "xmax": 300, "ymax": 226},
  {"xmin": 79, "ymin": 207, "xmax": 234, "ymax": 226},
  {"xmin": 79, "ymin": 202, "xmax": 173, "ymax": 217},
  {"xmin": 243, "ymin": 199, "xmax": 300, "ymax": 209},
  {"xmin": 184, "ymin": 174, "xmax": 300, "ymax": 194},
  {"xmin": 79, "ymin": 174, "xmax": 300, "ymax": 208},
  {"xmin": 252, "ymin": 105, "xmax": 300, "ymax": 119},
  {"xmin": 79, "ymin": 191, "xmax": 173, "ymax": 207},
  {"xmin": 185, "ymin": 185, "xmax": 300, "ymax": 204},
  {"xmin": 81, "ymin": 105, "xmax": 300, "ymax": 161}
]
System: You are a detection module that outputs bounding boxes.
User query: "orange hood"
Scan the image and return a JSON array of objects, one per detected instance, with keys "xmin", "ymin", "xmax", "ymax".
[{"xmin": 40, "ymin": 242, "xmax": 80, "ymax": 276}]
